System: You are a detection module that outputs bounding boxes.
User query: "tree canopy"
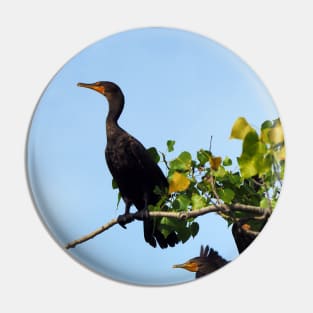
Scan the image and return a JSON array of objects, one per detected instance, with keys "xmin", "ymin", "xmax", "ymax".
[{"xmin": 66, "ymin": 117, "xmax": 285, "ymax": 252}]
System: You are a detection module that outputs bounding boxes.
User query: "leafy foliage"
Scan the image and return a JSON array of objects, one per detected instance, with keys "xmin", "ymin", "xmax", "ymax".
[{"xmin": 114, "ymin": 117, "xmax": 285, "ymax": 244}]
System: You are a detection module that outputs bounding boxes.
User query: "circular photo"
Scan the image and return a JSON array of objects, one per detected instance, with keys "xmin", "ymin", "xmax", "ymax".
[{"xmin": 26, "ymin": 27, "xmax": 285, "ymax": 286}]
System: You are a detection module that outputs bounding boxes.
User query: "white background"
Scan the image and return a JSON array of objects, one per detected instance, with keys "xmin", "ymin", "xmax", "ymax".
[{"xmin": 1, "ymin": 0, "xmax": 312, "ymax": 312}]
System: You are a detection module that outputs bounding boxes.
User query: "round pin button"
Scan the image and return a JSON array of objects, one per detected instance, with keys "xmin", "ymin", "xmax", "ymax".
[{"xmin": 27, "ymin": 27, "xmax": 284, "ymax": 286}]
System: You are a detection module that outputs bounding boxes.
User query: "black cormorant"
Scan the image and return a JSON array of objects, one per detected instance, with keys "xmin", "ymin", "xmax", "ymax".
[{"xmin": 77, "ymin": 81, "xmax": 179, "ymax": 248}]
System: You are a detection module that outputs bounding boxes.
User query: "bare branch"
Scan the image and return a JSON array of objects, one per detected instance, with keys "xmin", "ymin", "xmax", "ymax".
[
  {"xmin": 65, "ymin": 218, "xmax": 117, "ymax": 249},
  {"xmin": 65, "ymin": 203, "xmax": 270, "ymax": 250}
]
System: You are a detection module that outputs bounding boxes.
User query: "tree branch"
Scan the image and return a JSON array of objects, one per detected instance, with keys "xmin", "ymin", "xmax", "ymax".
[
  {"xmin": 209, "ymin": 175, "xmax": 222, "ymax": 206},
  {"xmin": 65, "ymin": 203, "xmax": 270, "ymax": 250}
]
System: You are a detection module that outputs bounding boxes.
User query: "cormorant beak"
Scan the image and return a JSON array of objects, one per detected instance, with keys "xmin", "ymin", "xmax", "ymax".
[
  {"xmin": 77, "ymin": 82, "xmax": 105, "ymax": 95},
  {"xmin": 172, "ymin": 261, "xmax": 198, "ymax": 272}
]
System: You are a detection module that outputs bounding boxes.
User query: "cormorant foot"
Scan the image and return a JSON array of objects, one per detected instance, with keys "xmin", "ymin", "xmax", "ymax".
[
  {"xmin": 134, "ymin": 210, "xmax": 150, "ymax": 221},
  {"xmin": 117, "ymin": 213, "xmax": 135, "ymax": 229}
]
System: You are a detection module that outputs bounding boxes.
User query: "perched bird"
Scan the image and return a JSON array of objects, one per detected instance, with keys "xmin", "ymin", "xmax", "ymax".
[
  {"xmin": 77, "ymin": 81, "xmax": 179, "ymax": 248},
  {"xmin": 173, "ymin": 245, "xmax": 229, "ymax": 278}
]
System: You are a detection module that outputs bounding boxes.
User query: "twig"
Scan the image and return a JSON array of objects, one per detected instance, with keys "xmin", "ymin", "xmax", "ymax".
[
  {"xmin": 252, "ymin": 178, "xmax": 264, "ymax": 187},
  {"xmin": 160, "ymin": 152, "xmax": 170, "ymax": 170},
  {"xmin": 65, "ymin": 203, "xmax": 270, "ymax": 249},
  {"xmin": 209, "ymin": 135, "xmax": 213, "ymax": 152},
  {"xmin": 243, "ymin": 229, "xmax": 259, "ymax": 237},
  {"xmin": 209, "ymin": 175, "xmax": 222, "ymax": 206}
]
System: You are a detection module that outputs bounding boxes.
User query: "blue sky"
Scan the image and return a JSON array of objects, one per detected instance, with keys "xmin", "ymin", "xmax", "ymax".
[{"xmin": 27, "ymin": 27, "xmax": 278, "ymax": 285}]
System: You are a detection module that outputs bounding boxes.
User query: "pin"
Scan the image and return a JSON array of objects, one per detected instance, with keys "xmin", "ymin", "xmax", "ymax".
[{"xmin": 27, "ymin": 27, "xmax": 284, "ymax": 286}]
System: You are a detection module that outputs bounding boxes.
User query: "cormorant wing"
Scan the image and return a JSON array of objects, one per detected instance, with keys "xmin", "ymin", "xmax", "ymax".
[{"xmin": 127, "ymin": 135, "xmax": 168, "ymax": 188}]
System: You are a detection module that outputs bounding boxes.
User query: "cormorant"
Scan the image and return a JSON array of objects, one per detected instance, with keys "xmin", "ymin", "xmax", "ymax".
[
  {"xmin": 173, "ymin": 245, "xmax": 229, "ymax": 278},
  {"xmin": 77, "ymin": 81, "xmax": 179, "ymax": 248}
]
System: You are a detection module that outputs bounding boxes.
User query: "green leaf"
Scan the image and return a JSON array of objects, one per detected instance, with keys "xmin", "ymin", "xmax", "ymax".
[
  {"xmin": 178, "ymin": 229, "xmax": 191, "ymax": 243},
  {"xmin": 160, "ymin": 217, "xmax": 179, "ymax": 228},
  {"xmin": 218, "ymin": 188, "xmax": 235, "ymax": 204},
  {"xmin": 213, "ymin": 166, "xmax": 226, "ymax": 178},
  {"xmin": 116, "ymin": 192, "xmax": 122, "ymax": 209},
  {"xmin": 261, "ymin": 120, "xmax": 273, "ymax": 130},
  {"xmin": 256, "ymin": 153, "xmax": 272, "ymax": 175},
  {"xmin": 147, "ymin": 147, "xmax": 160, "ymax": 163},
  {"xmin": 230, "ymin": 117, "xmax": 255, "ymax": 140},
  {"xmin": 167, "ymin": 140, "xmax": 176, "ymax": 152},
  {"xmin": 238, "ymin": 131, "xmax": 271, "ymax": 178},
  {"xmin": 197, "ymin": 149, "xmax": 211, "ymax": 165},
  {"xmin": 242, "ymin": 131, "xmax": 263, "ymax": 157},
  {"xmin": 172, "ymin": 199, "xmax": 180, "ymax": 211},
  {"xmin": 197, "ymin": 181, "xmax": 209, "ymax": 193},
  {"xmin": 179, "ymin": 151, "xmax": 192, "ymax": 163},
  {"xmin": 112, "ymin": 180, "xmax": 121, "ymax": 209},
  {"xmin": 189, "ymin": 222, "xmax": 199, "ymax": 237},
  {"xmin": 159, "ymin": 217, "xmax": 172, "ymax": 238},
  {"xmin": 112, "ymin": 179, "xmax": 118, "ymax": 189},
  {"xmin": 148, "ymin": 204, "xmax": 159, "ymax": 212},
  {"xmin": 160, "ymin": 217, "xmax": 190, "ymax": 243},
  {"xmin": 223, "ymin": 156, "xmax": 232, "ymax": 166},
  {"xmin": 237, "ymin": 155, "xmax": 258, "ymax": 178},
  {"xmin": 173, "ymin": 194, "xmax": 190, "ymax": 211},
  {"xmin": 260, "ymin": 127, "xmax": 271, "ymax": 144},
  {"xmin": 260, "ymin": 198, "xmax": 270, "ymax": 208},
  {"xmin": 153, "ymin": 185, "xmax": 163, "ymax": 196},
  {"xmin": 169, "ymin": 151, "xmax": 192, "ymax": 171},
  {"xmin": 228, "ymin": 172, "xmax": 242, "ymax": 187},
  {"xmin": 191, "ymin": 193, "xmax": 206, "ymax": 210}
]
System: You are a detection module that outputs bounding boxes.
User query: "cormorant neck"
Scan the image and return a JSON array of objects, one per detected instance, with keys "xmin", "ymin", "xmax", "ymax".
[{"xmin": 106, "ymin": 93, "xmax": 125, "ymax": 135}]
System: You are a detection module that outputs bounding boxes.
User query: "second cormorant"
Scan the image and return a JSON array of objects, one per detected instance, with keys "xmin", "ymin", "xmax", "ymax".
[{"xmin": 173, "ymin": 245, "xmax": 229, "ymax": 278}]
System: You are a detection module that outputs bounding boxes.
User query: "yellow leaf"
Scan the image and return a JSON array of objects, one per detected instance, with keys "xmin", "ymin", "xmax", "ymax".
[
  {"xmin": 274, "ymin": 145, "xmax": 286, "ymax": 161},
  {"xmin": 168, "ymin": 172, "xmax": 190, "ymax": 194},
  {"xmin": 268, "ymin": 121, "xmax": 284, "ymax": 145},
  {"xmin": 230, "ymin": 117, "xmax": 255, "ymax": 140},
  {"xmin": 210, "ymin": 156, "xmax": 222, "ymax": 171}
]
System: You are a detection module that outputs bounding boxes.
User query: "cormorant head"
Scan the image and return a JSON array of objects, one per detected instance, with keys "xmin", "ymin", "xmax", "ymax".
[
  {"xmin": 172, "ymin": 257, "xmax": 202, "ymax": 273},
  {"xmin": 77, "ymin": 81, "xmax": 123, "ymax": 101},
  {"xmin": 173, "ymin": 245, "xmax": 228, "ymax": 277}
]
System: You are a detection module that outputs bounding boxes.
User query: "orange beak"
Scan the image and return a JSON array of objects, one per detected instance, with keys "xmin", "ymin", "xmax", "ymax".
[
  {"xmin": 77, "ymin": 82, "xmax": 105, "ymax": 94},
  {"xmin": 172, "ymin": 261, "xmax": 199, "ymax": 272}
]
